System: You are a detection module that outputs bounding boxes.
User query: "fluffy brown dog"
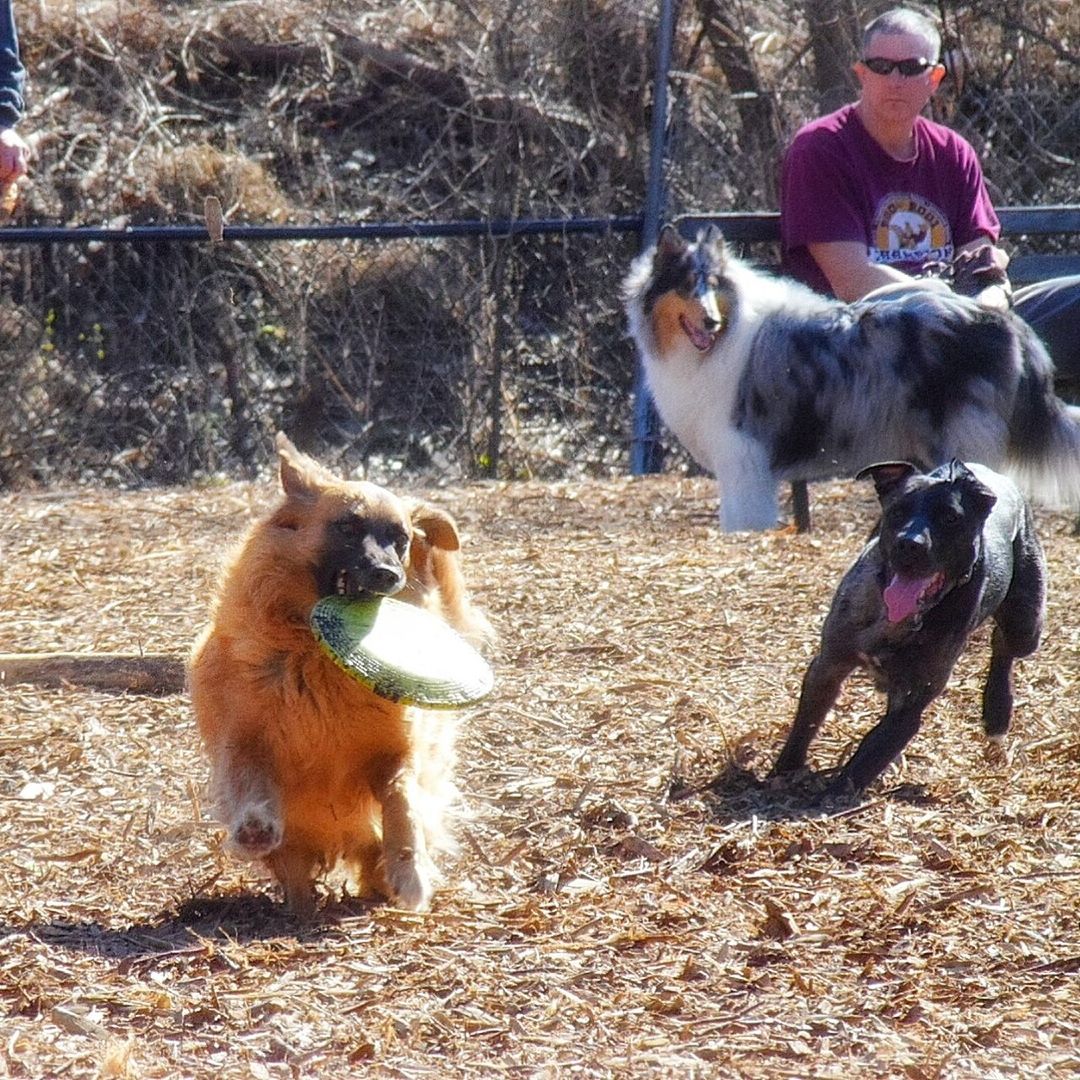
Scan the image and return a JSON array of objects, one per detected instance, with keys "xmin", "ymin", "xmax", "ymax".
[{"xmin": 189, "ymin": 433, "xmax": 491, "ymax": 916}]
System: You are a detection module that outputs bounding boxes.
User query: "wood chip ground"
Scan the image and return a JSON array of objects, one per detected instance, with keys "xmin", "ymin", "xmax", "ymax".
[{"xmin": 1, "ymin": 474, "xmax": 1078, "ymax": 1079}]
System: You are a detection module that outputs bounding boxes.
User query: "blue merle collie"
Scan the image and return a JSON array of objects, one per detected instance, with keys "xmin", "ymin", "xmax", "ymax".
[{"xmin": 623, "ymin": 225, "xmax": 1080, "ymax": 531}]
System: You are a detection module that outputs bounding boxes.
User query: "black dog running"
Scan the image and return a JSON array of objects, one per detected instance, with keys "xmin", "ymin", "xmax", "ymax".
[{"xmin": 771, "ymin": 459, "xmax": 1046, "ymax": 797}]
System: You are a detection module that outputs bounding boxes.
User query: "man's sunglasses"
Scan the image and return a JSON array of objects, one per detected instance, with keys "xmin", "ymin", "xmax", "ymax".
[{"xmin": 861, "ymin": 56, "xmax": 936, "ymax": 77}]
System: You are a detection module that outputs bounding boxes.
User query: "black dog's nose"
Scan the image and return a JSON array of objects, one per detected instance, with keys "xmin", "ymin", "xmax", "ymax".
[{"xmin": 893, "ymin": 531, "xmax": 931, "ymax": 570}]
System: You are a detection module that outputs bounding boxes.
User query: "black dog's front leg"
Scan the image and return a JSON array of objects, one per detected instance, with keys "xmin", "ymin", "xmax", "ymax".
[
  {"xmin": 833, "ymin": 686, "xmax": 937, "ymax": 794},
  {"xmin": 772, "ymin": 653, "xmax": 854, "ymax": 775}
]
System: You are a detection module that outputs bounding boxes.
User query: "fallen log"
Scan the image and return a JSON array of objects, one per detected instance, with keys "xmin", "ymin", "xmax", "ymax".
[{"xmin": 0, "ymin": 653, "xmax": 186, "ymax": 695}]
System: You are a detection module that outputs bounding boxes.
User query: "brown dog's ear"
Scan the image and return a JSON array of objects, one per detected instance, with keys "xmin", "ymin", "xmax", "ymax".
[
  {"xmin": 855, "ymin": 461, "xmax": 919, "ymax": 502},
  {"xmin": 275, "ymin": 432, "xmax": 325, "ymax": 502},
  {"xmin": 410, "ymin": 503, "xmax": 461, "ymax": 552}
]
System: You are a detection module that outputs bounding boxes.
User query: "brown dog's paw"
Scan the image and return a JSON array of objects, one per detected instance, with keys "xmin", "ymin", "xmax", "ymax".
[
  {"xmin": 384, "ymin": 848, "xmax": 436, "ymax": 912},
  {"xmin": 228, "ymin": 808, "xmax": 283, "ymax": 859}
]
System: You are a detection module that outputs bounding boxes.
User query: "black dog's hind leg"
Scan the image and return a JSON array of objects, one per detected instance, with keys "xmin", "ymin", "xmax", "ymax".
[
  {"xmin": 983, "ymin": 540, "xmax": 1045, "ymax": 739},
  {"xmin": 832, "ymin": 685, "xmax": 939, "ymax": 795},
  {"xmin": 772, "ymin": 653, "xmax": 854, "ymax": 775}
]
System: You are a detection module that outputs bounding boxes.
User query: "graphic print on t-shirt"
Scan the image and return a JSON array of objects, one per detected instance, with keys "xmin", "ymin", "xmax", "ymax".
[{"xmin": 869, "ymin": 193, "xmax": 953, "ymax": 267}]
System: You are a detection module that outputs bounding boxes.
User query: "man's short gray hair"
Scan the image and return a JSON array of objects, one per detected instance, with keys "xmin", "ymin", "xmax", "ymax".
[{"xmin": 862, "ymin": 6, "xmax": 942, "ymax": 62}]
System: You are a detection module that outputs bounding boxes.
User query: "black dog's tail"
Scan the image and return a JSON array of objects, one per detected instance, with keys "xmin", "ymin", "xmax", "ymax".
[{"xmin": 1007, "ymin": 328, "xmax": 1080, "ymax": 510}]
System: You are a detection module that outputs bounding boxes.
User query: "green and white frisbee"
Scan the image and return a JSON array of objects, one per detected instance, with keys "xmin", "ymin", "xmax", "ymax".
[{"xmin": 310, "ymin": 595, "xmax": 494, "ymax": 708}]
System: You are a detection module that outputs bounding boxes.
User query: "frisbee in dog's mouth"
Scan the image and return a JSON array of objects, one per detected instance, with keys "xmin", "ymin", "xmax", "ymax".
[
  {"xmin": 883, "ymin": 571, "xmax": 947, "ymax": 624},
  {"xmin": 679, "ymin": 314, "xmax": 719, "ymax": 352},
  {"xmin": 311, "ymin": 595, "xmax": 493, "ymax": 708}
]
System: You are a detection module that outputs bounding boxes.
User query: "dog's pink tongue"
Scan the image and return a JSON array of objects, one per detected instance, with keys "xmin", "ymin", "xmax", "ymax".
[
  {"xmin": 679, "ymin": 315, "xmax": 714, "ymax": 352},
  {"xmin": 883, "ymin": 574, "xmax": 932, "ymax": 623},
  {"xmin": 687, "ymin": 324, "xmax": 712, "ymax": 350}
]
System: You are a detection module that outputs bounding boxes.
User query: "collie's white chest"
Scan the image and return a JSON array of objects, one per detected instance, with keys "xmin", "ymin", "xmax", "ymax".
[{"xmin": 643, "ymin": 342, "xmax": 741, "ymax": 471}]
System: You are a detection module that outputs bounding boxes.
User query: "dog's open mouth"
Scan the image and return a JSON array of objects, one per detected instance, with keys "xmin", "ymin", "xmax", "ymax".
[
  {"xmin": 333, "ymin": 568, "xmax": 403, "ymax": 600},
  {"xmin": 883, "ymin": 571, "xmax": 947, "ymax": 624},
  {"xmin": 679, "ymin": 314, "xmax": 719, "ymax": 352}
]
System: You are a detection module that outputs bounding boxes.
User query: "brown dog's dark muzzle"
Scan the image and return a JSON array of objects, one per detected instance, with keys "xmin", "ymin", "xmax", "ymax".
[{"xmin": 336, "ymin": 564, "xmax": 405, "ymax": 599}]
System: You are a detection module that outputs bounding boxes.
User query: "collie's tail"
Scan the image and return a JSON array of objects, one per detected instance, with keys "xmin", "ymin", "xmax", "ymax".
[{"xmin": 1007, "ymin": 334, "xmax": 1080, "ymax": 509}]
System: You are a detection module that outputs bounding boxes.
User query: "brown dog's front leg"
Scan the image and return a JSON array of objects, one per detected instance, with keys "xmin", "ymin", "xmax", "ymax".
[
  {"xmin": 267, "ymin": 845, "xmax": 320, "ymax": 918},
  {"xmin": 772, "ymin": 654, "xmax": 853, "ymax": 775},
  {"xmin": 374, "ymin": 764, "xmax": 436, "ymax": 912},
  {"xmin": 214, "ymin": 746, "xmax": 284, "ymax": 860}
]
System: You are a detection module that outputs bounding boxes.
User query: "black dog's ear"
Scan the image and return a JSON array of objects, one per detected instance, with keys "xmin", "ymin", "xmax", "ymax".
[
  {"xmin": 941, "ymin": 459, "xmax": 997, "ymax": 519},
  {"xmin": 855, "ymin": 460, "xmax": 919, "ymax": 502},
  {"xmin": 944, "ymin": 459, "xmax": 975, "ymax": 484},
  {"xmin": 957, "ymin": 470, "xmax": 998, "ymax": 521}
]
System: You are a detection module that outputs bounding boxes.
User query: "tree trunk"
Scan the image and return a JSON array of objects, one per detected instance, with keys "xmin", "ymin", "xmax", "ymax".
[
  {"xmin": 803, "ymin": 0, "xmax": 860, "ymax": 111},
  {"xmin": 695, "ymin": 0, "xmax": 782, "ymax": 165}
]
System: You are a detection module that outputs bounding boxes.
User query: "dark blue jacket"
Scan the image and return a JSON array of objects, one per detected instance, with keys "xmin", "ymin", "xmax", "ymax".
[{"xmin": 0, "ymin": 1, "xmax": 25, "ymax": 128}]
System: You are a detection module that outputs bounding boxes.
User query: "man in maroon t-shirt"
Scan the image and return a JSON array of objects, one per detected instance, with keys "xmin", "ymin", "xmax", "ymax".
[{"xmin": 780, "ymin": 6, "xmax": 1079, "ymax": 376}]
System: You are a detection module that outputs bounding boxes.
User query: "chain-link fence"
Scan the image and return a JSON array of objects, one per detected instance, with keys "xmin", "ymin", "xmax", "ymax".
[
  {"xmin": 3, "ymin": 0, "xmax": 1078, "ymax": 487},
  {"xmin": 0, "ymin": 227, "xmax": 641, "ymax": 486}
]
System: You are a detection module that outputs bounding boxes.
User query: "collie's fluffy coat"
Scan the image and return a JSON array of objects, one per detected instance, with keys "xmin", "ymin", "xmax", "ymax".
[
  {"xmin": 189, "ymin": 434, "xmax": 491, "ymax": 915},
  {"xmin": 623, "ymin": 225, "xmax": 1080, "ymax": 531}
]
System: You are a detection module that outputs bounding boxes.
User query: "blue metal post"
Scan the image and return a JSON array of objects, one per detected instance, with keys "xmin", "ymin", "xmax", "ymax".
[{"xmin": 630, "ymin": 0, "xmax": 678, "ymax": 475}]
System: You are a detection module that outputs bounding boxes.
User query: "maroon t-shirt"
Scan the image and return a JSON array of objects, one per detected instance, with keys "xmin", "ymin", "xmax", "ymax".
[{"xmin": 779, "ymin": 103, "xmax": 1001, "ymax": 295}]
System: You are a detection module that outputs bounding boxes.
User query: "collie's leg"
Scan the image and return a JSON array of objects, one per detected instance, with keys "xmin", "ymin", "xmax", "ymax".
[{"xmin": 715, "ymin": 437, "xmax": 780, "ymax": 532}]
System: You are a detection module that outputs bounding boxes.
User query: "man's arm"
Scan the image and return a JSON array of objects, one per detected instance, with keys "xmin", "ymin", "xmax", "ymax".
[
  {"xmin": 0, "ymin": 0, "xmax": 27, "ymax": 184},
  {"xmin": 809, "ymin": 238, "xmax": 1012, "ymax": 310},
  {"xmin": 807, "ymin": 241, "xmax": 919, "ymax": 301}
]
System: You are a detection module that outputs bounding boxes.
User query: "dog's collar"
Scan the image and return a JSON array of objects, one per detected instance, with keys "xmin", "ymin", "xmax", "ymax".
[{"xmin": 956, "ymin": 541, "xmax": 986, "ymax": 591}]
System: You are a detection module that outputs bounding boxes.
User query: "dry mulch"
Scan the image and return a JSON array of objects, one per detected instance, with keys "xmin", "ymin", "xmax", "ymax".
[{"xmin": 1, "ymin": 472, "xmax": 1078, "ymax": 1079}]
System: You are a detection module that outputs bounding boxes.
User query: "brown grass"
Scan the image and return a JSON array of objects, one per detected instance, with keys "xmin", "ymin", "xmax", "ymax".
[{"xmin": 1, "ymin": 474, "xmax": 1079, "ymax": 1078}]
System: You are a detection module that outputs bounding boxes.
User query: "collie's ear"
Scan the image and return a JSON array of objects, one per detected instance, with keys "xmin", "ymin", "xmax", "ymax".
[
  {"xmin": 275, "ymin": 432, "xmax": 325, "ymax": 502},
  {"xmin": 410, "ymin": 503, "xmax": 461, "ymax": 552},
  {"xmin": 656, "ymin": 224, "xmax": 686, "ymax": 261},
  {"xmin": 702, "ymin": 224, "xmax": 727, "ymax": 258}
]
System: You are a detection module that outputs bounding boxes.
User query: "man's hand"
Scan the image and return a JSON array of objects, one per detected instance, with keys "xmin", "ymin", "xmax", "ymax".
[
  {"xmin": 0, "ymin": 127, "xmax": 29, "ymax": 183},
  {"xmin": 949, "ymin": 243, "xmax": 1013, "ymax": 308}
]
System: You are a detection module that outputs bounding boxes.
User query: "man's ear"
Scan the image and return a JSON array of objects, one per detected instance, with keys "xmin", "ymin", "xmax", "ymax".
[
  {"xmin": 929, "ymin": 63, "xmax": 946, "ymax": 90},
  {"xmin": 410, "ymin": 503, "xmax": 461, "ymax": 551}
]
